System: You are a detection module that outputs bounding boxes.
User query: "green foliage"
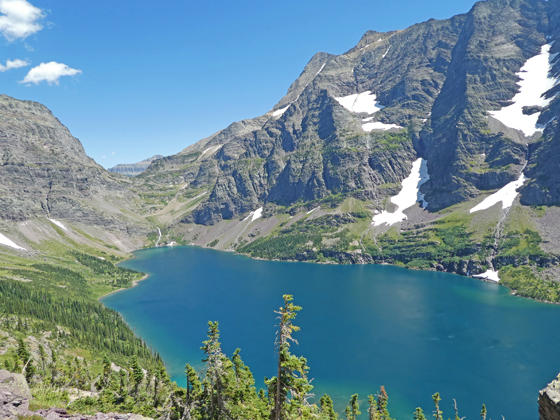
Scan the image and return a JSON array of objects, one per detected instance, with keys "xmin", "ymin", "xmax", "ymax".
[
  {"xmin": 0, "ymin": 279, "xmax": 153, "ymax": 361},
  {"xmin": 498, "ymin": 229, "xmax": 545, "ymax": 259},
  {"xmin": 207, "ymin": 239, "xmax": 219, "ymax": 248},
  {"xmin": 345, "ymin": 394, "xmax": 361, "ymax": 420},
  {"xmin": 499, "ymin": 266, "xmax": 560, "ymax": 303},
  {"xmin": 239, "ymin": 214, "xmax": 358, "ymax": 260}
]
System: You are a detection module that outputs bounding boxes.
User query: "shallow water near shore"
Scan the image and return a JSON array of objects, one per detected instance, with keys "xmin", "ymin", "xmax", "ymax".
[{"xmin": 102, "ymin": 246, "xmax": 560, "ymax": 419}]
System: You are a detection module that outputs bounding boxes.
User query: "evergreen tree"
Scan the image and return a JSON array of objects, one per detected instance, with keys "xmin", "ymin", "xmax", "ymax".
[
  {"xmin": 432, "ymin": 393, "xmax": 443, "ymax": 420},
  {"xmin": 320, "ymin": 394, "xmax": 337, "ymax": 420},
  {"xmin": 269, "ymin": 294, "xmax": 314, "ymax": 420},
  {"xmin": 131, "ymin": 357, "xmax": 144, "ymax": 396},
  {"xmin": 200, "ymin": 321, "xmax": 234, "ymax": 420},
  {"xmin": 38, "ymin": 344, "xmax": 47, "ymax": 372},
  {"xmin": 345, "ymin": 394, "xmax": 361, "ymax": 420},
  {"xmin": 480, "ymin": 404, "xmax": 487, "ymax": 420},
  {"xmin": 413, "ymin": 407, "xmax": 427, "ymax": 420},
  {"xmin": 376, "ymin": 386, "xmax": 390, "ymax": 420},
  {"xmin": 367, "ymin": 394, "xmax": 379, "ymax": 420}
]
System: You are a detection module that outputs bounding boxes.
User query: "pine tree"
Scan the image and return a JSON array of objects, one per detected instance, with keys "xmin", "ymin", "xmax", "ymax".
[
  {"xmin": 184, "ymin": 363, "xmax": 202, "ymax": 418},
  {"xmin": 376, "ymin": 386, "xmax": 390, "ymax": 420},
  {"xmin": 130, "ymin": 357, "xmax": 144, "ymax": 396},
  {"xmin": 432, "ymin": 393, "xmax": 443, "ymax": 420},
  {"xmin": 345, "ymin": 394, "xmax": 361, "ymax": 420},
  {"xmin": 367, "ymin": 394, "xmax": 378, "ymax": 420},
  {"xmin": 320, "ymin": 394, "xmax": 337, "ymax": 420},
  {"xmin": 480, "ymin": 404, "xmax": 487, "ymax": 420},
  {"xmin": 269, "ymin": 294, "xmax": 314, "ymax": 420},
  {"xmin": 200, "ymin": 321, "xmax": 234, "ymax": 420},
  {"xmin": 413, "ymin": 407, "xmax": 426, "ymax": 420},
  {"xmin": 38, "ymin": 344, "xmax": 47, "ymax": 372}
]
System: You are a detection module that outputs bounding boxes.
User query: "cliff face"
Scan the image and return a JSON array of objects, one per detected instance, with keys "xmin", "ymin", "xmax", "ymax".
[
  {"xmin": 540, "ymin": 374, "xmax": 560, "ymax": 420},
  {"xmin": 0, "ymin": 95, "xmax": 148, "ymax": 236},
  {"xmin": 138, "ymin": 0, "xmax": 560, "ymax": 225}
]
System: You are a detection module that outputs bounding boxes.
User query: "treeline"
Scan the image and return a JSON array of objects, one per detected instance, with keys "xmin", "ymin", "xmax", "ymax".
[{"xmin": 0, "ymin": 279, "xmax": 153, "ymax": 362}]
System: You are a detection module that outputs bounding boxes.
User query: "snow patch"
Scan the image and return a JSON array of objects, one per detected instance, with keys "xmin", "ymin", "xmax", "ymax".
[
  {"xmin": 251, "ymin": 207, "xmax": 263, "ymax": 222},
  {"xmin": 335, "ymin": 91, "xmax": 402, "ymax": 132},
  {"xmin": 489, "ymin": 44, "xmax": 557, "ymax": 136},
  {"xmin": 382, "ymin": 47, "xmax": 390, "ymax": 58},
  {"xmin": 48, "ymin": 218, "xmax": 67, "ymax": 231},
  {"xmin": 473, "ymin": 269, "xmax": 500, "ymax": 283},
  {"xmin": 244, "ymin": 207, "xmax": 264, "ymax": 222},
  {"xmin": 0, "ymin": 233, "xmax": 26, "ymax": 251},
  {"xmin": 335, "ymin": 91, "xmax": 383, "ymax": 115},
  {"xmin": 469, "ymin": 173, "xmax": 526, "ymax": 213},
  {"xmin": 306, "ymin": 206, "xmax": 320, "ymax": 215},
  {"xmin": 372, "ymin": 158, "xmax": 430, "ymax": 226},
  {"xmin": 271, "ymin": 105, "xmax": 290, "ymax": 118},
  {"xmin": 362, "ymin": 121, "xmax": 403, "ymax": 132},
  {"xmin": 198, "ymin": 145, "xmax": 222, "ymax": 160}
]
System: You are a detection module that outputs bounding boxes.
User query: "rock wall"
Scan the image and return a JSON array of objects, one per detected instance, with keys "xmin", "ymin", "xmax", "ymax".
[{"xmin": 540, "ymin": 374, "xmax": 560, "ymax": 420}]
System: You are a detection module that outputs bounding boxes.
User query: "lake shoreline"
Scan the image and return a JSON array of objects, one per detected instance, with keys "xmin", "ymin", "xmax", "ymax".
[
  {"xmin": 100, "ymin": 244, "xmax": 560, "ymax": 420},
  {"xmin": 98, "ymin": 242, "xmax": 559, "ymax": 306}
]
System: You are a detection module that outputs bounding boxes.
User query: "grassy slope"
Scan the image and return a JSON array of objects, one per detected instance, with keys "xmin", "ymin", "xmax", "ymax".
[
  {"xmin": 0, "ymin": 230, "xmax": 173, "ymax": 416},
  {"xmin": 237, "ymin": 197, "xmax": 560, "ymax": 304}
]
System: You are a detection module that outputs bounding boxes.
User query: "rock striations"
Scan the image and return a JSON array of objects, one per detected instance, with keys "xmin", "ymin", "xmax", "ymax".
[{"xmin": 138, "ymin": 0, "xmax": 560, "ymax": 224}]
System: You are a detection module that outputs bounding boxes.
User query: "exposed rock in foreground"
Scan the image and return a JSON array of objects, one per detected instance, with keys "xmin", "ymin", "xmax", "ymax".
[
  {"xmin": 0, "ymin": 370, "xmax": 151, "ymax": 420},
  {"xmin": 540, "ymin": 374, "xmax": 560, "ymax": 420}
]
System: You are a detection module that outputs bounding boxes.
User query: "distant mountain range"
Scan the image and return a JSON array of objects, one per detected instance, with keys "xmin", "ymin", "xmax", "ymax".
[
  {"xmin": 1, "ymin": 0, "xmax": 559, "ymax": 302},
  {"xmin": 108, "ymin": 155, "xmax": 163, "ymax": 176}
]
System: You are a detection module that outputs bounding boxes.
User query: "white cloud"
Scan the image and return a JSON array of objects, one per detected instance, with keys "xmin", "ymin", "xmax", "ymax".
[
  {"xmin": 0, "ymin": 58, "xmax": 28, "ymax": 71},
  {"xmin": 21, "ymin": 61, "xmax": 82, "ymax": 85},
  {"xmin": 0, "ymin": 0, "xmax": 44, "ymax": 41}
]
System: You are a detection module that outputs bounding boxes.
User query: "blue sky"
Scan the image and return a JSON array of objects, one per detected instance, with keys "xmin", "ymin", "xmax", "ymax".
[{"xmin": 1, "ymin": 0, "xmax": 478, "ymax": 168}]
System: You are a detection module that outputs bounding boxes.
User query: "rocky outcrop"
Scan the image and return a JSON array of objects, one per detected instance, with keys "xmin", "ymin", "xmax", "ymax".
[
  {"xmin": 540, "ymin": 374, "xmax": 560, "ymax": 420},
  {"xmin": 0, "ymin": 370, "xmax": 31, "ymax": 419},
  {"xmin": 0, "ymin": 370, "xmax": 152, "ymax": 420}
]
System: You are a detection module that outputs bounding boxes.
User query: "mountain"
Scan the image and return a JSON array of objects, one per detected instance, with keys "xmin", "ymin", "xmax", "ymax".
[
  {"xmin": 136, "ymin": 0, "xmax": 560, "ymax": 302},
  {"xmin": 0, "ymin": 95, "xmax": 149, "ymax": 252},
  {"xmin": 1, "ymin": 0, "xmax": 559, "ymax": 301},
  {"xmin": 141, "ymin": 0, "xmax": 558, "ymax": 220},
  {"xmin": 108, "ymin": 155, "xmax": 164, "ymax": 176}
]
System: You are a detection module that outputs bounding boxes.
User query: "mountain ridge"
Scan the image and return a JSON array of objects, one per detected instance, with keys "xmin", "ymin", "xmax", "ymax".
[{"xmin": 1, "ymin": 0, "xmax": 560, "ymax": 303}]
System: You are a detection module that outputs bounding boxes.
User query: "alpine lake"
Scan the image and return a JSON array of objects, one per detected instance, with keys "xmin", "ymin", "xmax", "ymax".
[{"xmin": 102, "ymin": 246, "xmax": 560, "ymax": 419}]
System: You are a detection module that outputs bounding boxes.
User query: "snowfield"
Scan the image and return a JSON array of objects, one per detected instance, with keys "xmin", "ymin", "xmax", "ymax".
[
  {"xmin": 489, "ymin": 44, "xmax": 557, "ymax": 136},
  {"xmin": 335, "ymin": 91, "xmax": 403, "ymax": 132},
  {"xmin": 335, "ymin": 91, "xmax": 383, "ymax": 114},
  {"xmin": 473, "ymin": 269, "xmax": 500, "ymax": 283},
  {"xmin": 0, "ymin": 233, "xmax": 26, "ymax": 251},
  {"xmin": 244, "ymin": 207, "xmax": 264, "ymax": 222},
  {"xmin": 271, "ymin": 105, "xmax": 290, "ymax": 118},
  {"xmin": 470, "ymin": 173, "xmax": 526, "ymax": 213},
  {"xmin": 48, "ymin": 218, "xmax": 68, "ymax": 231},
  {"xmin": 372, "ymin": 158, "xmax": 430, "ymax": 226},
  {"xmin": 362, "ymin": 119, "xmax": 403, "ymax": 132}
]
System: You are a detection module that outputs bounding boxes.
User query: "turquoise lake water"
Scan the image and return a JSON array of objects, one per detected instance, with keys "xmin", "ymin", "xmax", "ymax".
[{"xmin": 102, "ymin": 246, "xmax": 560, "ymax": 419}]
